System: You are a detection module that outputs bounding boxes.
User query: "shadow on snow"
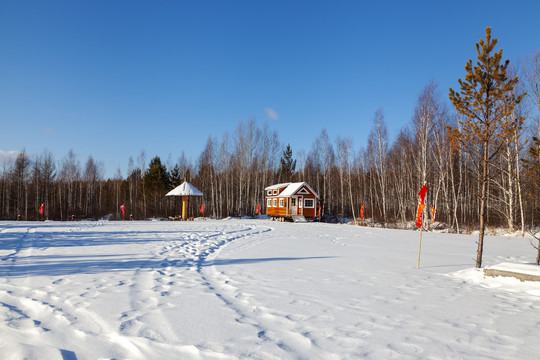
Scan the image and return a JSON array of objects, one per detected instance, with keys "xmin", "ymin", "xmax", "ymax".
[
  {"xmin": 0, "ymin": 256, "xmax": 336, "ymax": 278},
  {"xmin": 0, "ymin": 230, "xmax": 226, "ymax": 252}
]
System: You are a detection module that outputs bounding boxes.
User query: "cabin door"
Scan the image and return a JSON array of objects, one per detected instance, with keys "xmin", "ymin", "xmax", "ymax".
[{"xmin": 291, "ymin": 197, "xmax": 298, "ymax": 216}]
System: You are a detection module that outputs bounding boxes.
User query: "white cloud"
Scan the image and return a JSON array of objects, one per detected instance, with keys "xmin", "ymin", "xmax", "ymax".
[
  {"xmin": 264, "ymin": 108, "xmax": 280, "ymax": 120},
  {"xmin": 0, "ymin": 150, "xmax": 19, "ymax": 164}
]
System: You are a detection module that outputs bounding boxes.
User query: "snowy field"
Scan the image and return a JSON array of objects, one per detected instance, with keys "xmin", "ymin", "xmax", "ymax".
[{"xmin": 1, "ymin": 219, "xmax": 539, "ymax": 360}]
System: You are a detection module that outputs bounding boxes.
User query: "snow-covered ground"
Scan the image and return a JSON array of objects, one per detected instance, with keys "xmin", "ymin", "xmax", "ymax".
[{"xmin": 0, "ymin": 219, "xmax": 539, "ymax": 359}]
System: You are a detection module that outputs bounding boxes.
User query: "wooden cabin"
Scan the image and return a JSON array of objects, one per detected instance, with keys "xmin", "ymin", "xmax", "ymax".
[{"xmin": 265, "ymin": 182, "xmax": 319, "ymax": 220}]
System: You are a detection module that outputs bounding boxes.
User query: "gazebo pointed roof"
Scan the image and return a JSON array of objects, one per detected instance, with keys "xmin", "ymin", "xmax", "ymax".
[{"xmin": 166, "ymin": 181, "xmax": 203, "ymax": 196}]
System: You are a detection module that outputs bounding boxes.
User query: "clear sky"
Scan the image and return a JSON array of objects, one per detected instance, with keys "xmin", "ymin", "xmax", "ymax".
[{"xmin": 1, "ymin": 0, "xmax": 539, "ymax": 177}]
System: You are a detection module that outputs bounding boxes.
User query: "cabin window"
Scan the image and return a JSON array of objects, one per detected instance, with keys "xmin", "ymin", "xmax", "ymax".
[
  {"xmin": 267, "ymin": 199, "xmax": 272, "ymax": 207},
  {"xmin": 299, "ymin": 198, "xmax": 303, "ymax": 208},
  {"xmin": 267, "ymin": 190, "xmax": 272, "ymax": 196},
  {"xmin": 273, "ymin": 198, "xmax": 277, "ymax": 207},
  {"xmin": 291, "ymin": 198, "xmax": 296, "ymax": 206},
  {"xmin": 279, "ymin": 198, "xmax": 284, "ymax": 207},
  {"xmin": 304, "ymin": 199, "xmax": 315, "ymax": 208},
  {"xmin": 273, "ymin": 189, "xmax": 278, "ymax": 195}
]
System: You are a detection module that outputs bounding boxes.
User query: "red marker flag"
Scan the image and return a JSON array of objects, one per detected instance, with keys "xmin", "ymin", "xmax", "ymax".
[
  {"xmin": 415, "ymin": 183, "xmax": 428, "ymax": 228},
  {"xmin": 256, "ymin": 203, "xmax": 261, "ymax": 214},
  {"xmin": 121, "ymin": 203, "xmax": 125, "ymax": 216},
  {"xmin": 415, "ymin": 203, "xmax": 425, "ymax": 228},
  {"xmin": 418, "ymin": 183, "xmax": 428, "ymax": 205},
  {"xmin": 39, "ymin": 203, "xmax": 44, "ymax": 215},
  {"xmin": 360, "ymin": 205, "xmax": 365, "ymax": 219},
  {"xmin": 200, "ymin": 203, "xmax": 205, "ymax": 214},
  {"xmin": 430, "ymin": 206, "xmax": 436, "ymax": 223}
]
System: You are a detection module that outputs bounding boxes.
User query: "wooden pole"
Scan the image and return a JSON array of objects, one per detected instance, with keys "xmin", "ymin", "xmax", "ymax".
[
  {"xmin": 182, "ymin": 195, "xmax": 188, "ymax": 220},
  {"xmin": 417, "ymin": 226, "xmax": 423, "ymax": 269}
]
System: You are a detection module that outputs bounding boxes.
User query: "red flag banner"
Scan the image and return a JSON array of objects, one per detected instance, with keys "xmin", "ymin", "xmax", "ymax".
[
  {"xmin": 431, "ymin": 206, "xmax": 436, "ymax": 223},
  {"xmin": 415, "ymin": 183, "xmax": 428, "ymax": 228},
  {"xmin": 416, "ymin": 203, "xmax": 425, "ymax": 228},
  {"xmin": 360, "ymin": 205, "xmax": 365, "ymax": 219},
  {"xmin": 121, "ymin": 203, "xmax": 125, "ymax": 216},
  {"xmin": 200, "ymin": 203, "xmax": 205, "ymax": 214},
  {"xmin": 39, "ymin": 203, "xmax": 44, "ymax": 215},
  {"xmin": 418, "ymin": 183, "xmax": 428, "ymax": 205},
  {"xmin": 256, "ymin": 203, "xmax": 261, "ymax": 214}
]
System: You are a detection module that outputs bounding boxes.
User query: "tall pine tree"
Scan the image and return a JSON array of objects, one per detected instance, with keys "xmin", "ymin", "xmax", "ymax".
[
  {"xmin": 144, "ymin": 156, "xmax": 170, "ymax": 216},
  {"xmin": 448, "ymin": 27, "xmax": 525, "ymax": 268},
  {"xmin": 278, "ymin": 144, "xmax": 296, "ymax": 182}
]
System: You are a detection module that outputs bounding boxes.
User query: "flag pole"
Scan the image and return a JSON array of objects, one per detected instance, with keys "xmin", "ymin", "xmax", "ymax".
[{"xmin": 417, "ymin": 225, "xmax": 423, "ymax": 269}]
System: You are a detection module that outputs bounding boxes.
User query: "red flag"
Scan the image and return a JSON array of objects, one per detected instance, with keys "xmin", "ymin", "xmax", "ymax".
[
  {"xmin": 256, "ymin": 203, "xmax": 261, "ymax": 214},
  {"xmin": 121, "ymin": 203, "xmax": 125, "ymax": 216},
  {"xmin": 39, "ymin": 203, "xmax": 44, "ymax": 215},
  {"xmin": 360, "ymin": 205, "xmax": 365, "ymax": 219},
  {"xmin": 418, "ymin": 183, "xmax": 428, "ymax": 205},
  {"xmin": 430, "ymin": 206, "xmax": 436, "ymax": 223},
  {"xmin": 416, "ymin": 183, "xmax": 428, "ymax": 228},
  {"xmin": 200, "ymin": 203, "xmax": 205, "ymax": 214},
  {"xmin": 416, "ymin": 203, "xmax": 425, "ymax": 228},
  {"xmin": 318, "ymin": 205, "xmax": 321, "ymax": 217}
]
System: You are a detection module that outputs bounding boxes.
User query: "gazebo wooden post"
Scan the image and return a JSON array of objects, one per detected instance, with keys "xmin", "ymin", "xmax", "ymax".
[{"xmin": 182, "ymin": 195, "xmax": 188, "ymax": 220}]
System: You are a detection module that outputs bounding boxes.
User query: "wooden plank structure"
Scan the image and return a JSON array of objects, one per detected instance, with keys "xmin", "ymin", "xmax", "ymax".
[
  {"xmin": 265, "ymin": 182, "xmax": 318, "ymax": 220},
  {"xmin": 483, "ymin": 263, "xmax": 540, "ymax": 282},
  {"xmin": 165, "ymin": 181, "xmax": 203, "ymax": 220}
]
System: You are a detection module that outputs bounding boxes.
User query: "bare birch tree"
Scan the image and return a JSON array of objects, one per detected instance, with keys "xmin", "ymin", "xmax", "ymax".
[{"xmin": 368, "ymin": 109, "xmax": 389, "ymax": 223}]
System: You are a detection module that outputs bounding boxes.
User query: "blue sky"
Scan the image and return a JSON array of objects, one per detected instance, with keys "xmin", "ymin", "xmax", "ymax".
[{"xmin": 1, "ymin": 1, "xmax": 539, "ymax": 177}]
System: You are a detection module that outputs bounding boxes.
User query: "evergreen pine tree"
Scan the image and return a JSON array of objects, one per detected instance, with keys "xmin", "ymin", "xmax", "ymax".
[
  {"xmin": 144, "ymin": 156, "xmax": 170, "ymax": 216},
  {"xmin": 278, "ymin": 144, "xmax": 297, "ymax": 182},
  {"xmin": 448, "ymin": 27, "xmax": 525, "ymax": 268},
  {"xmin": 169, "ymin": 164, "xmax": 182, "ymax": 188}
]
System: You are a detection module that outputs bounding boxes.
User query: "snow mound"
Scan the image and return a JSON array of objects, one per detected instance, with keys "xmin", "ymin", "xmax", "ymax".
[{"xmin": 450, "ymin": 265, "xmax": 540, "ymax": 297}]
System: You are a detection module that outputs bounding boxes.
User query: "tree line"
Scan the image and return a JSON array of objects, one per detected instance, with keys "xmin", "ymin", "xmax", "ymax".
[{"xmin": 1, "ymin": 30, "xmax": 539, "ymax": 240}]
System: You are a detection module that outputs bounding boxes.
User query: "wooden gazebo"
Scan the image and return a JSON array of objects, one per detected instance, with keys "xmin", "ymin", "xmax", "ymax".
[{"xmin": 166, "ymin": 181, "xmax": 203, "ymax": 220}]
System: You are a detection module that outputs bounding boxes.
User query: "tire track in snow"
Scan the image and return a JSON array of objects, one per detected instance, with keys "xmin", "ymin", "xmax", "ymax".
[
  {"xmin": 126, "ymin": 225, "xmax": 271, "ymax": 342},
  {"xmin": 117, "ymin": 225, "xmax": 240, "ymax": 348},
  {"xmin": 196, "ymin": 224, "xmax": 339, "ymax": 359},
  {"xmin": 114, "ymin": 223, "xmax": 275, "ymax": 357}
]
